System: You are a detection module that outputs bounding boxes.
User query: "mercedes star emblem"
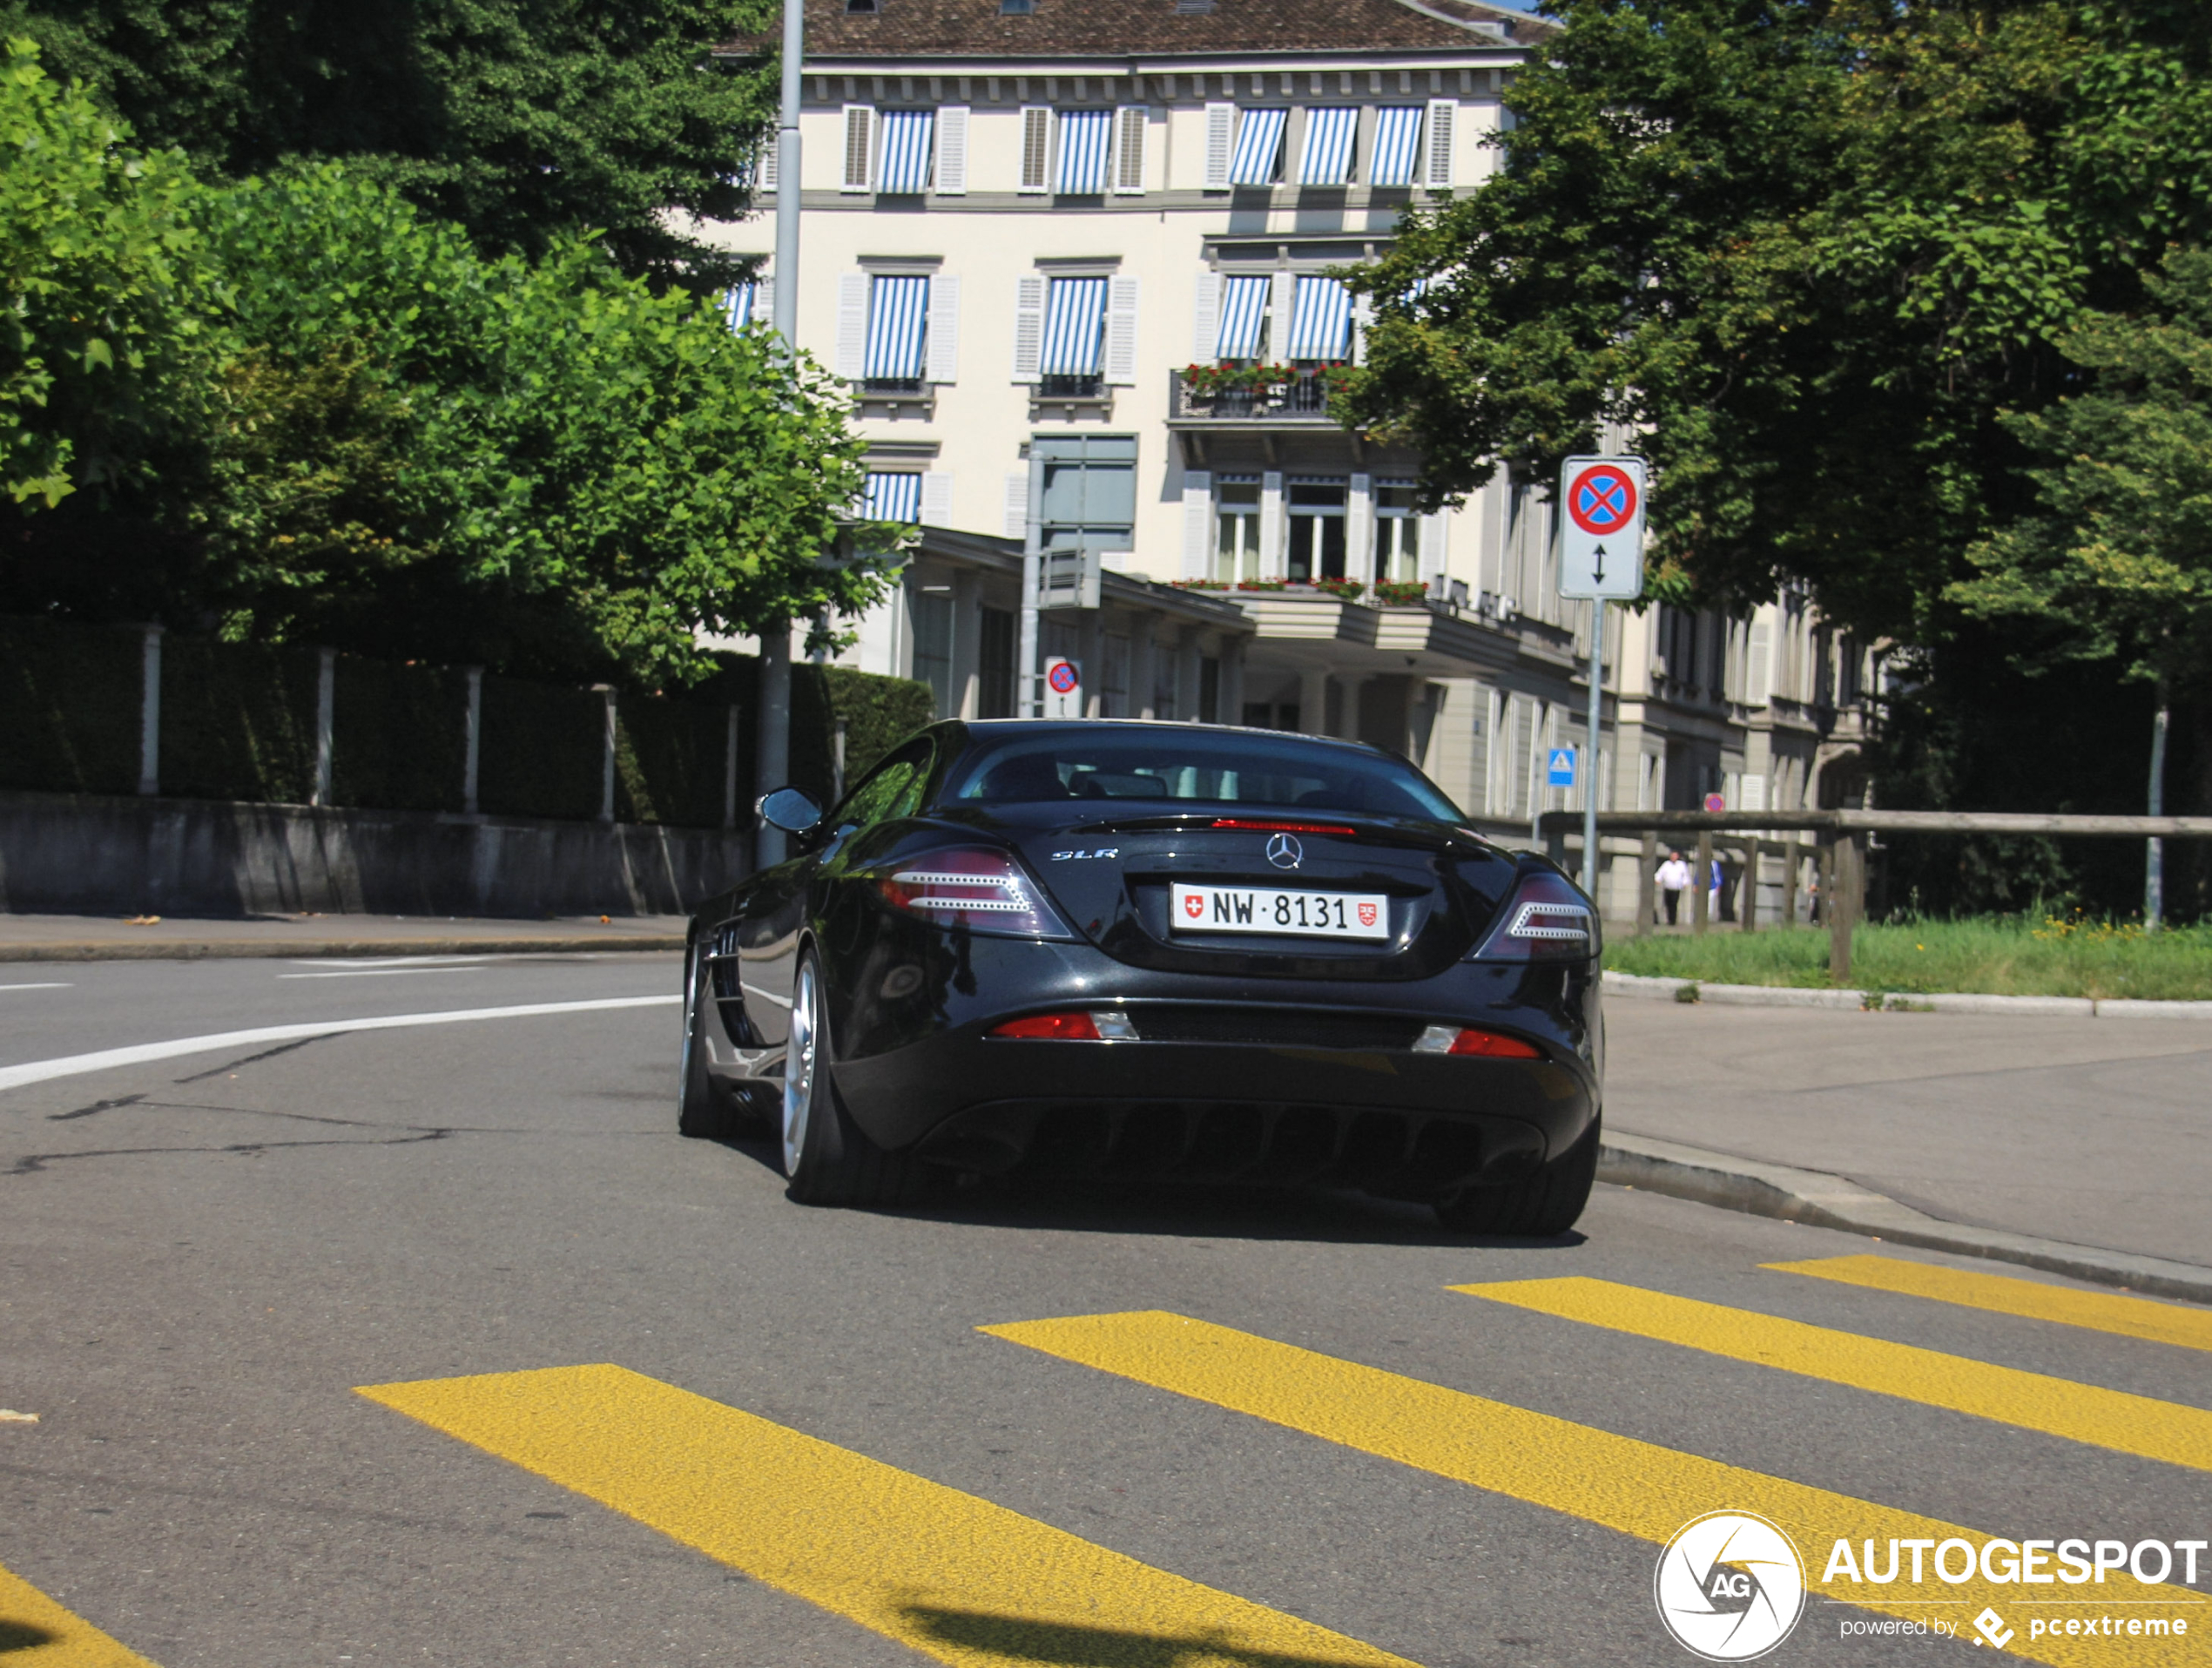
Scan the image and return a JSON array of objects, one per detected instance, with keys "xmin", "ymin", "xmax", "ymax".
[{"xmin": 1265, "ymin": 833, "xmax": 1304, "ymax": 869}]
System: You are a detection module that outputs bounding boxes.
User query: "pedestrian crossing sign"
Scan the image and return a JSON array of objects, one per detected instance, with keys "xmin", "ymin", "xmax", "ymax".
[{"xmin": 1548, "ymin": 747, "xmax": 1577, "ymax": 787}]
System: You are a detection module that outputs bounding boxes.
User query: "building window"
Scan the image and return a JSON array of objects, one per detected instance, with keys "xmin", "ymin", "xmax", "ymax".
[
  {"xmin": 1102, "ymin": 632, "xmax": 1130, "ymax": 718},
  {"xmin": 1214, "ymin": 273, "xmax": 1271, "ymax": 359},
  {"xmin": 1374, "ymin": 482, "xmax": 1421, "ymax": 584},
  {"xmin": 1369, "ymin": 106, "xmax": 1424, "ymax": 186},
  {"xmin": 1286, "ymin": 479, "xmax": 1347, "ymax": 582},
  {"xmin": 1038, "ymin": 275, "xmax": 1109, "ymax": 396},
  {"xmin": 1285, "ymin": 275, "xmax": 1354, "ymax": 360},
  {"xmin": 1215, "ymin": 477, "xmax": 1262, "ymax": 582},
  {"xmin": 1298, "ymin": 107, "xmax": 1359, "ymax": 185},
  {"xmin": 977, "ymin": 606, "xmax": 1016, "ymax": 718},
  {"xmin": 876, "ymin": 108, "xmax": 934, "ymax": 192},
  {"xmin": 911, "ymin": 589, "xmax": 954, "ymax": 716},
  {"xmin": 1036, "ymin": 434, "xmax": 1136, "ymax": 553},
  {"xmin": 1055, "ymin": 107, "xmax": 1112, "ymax": 192},
  {"xmin": 862, "ymin": 273, "xmax": 929, "ymax": 389},
  {"xmin": 864, "ymin": 471, "xmax": 921, "ymax": 523},
  {"xmin": 1200, "ymin": 657, "xmax": 1222, "ymax": 724},
  {"xmin": 1228, "ymin": 107, "xmax": 1287, "ymax": 185}
]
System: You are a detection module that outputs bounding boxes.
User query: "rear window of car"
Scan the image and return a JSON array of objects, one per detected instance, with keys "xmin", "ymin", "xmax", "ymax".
[{"xmin": 943, "ymin": 728, "xmax": 1461, "ymax": 820}]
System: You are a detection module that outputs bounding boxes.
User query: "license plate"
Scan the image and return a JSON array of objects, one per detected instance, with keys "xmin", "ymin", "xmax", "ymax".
[{"xmin": 1170, "ymin": 885, "xmax": 1390, "ymax": 940}]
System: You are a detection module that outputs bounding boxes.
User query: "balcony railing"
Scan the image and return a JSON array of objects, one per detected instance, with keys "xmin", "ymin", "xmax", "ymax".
[{"xmin": 1169, "ymin": 368, "xmax": 1340, "ymax": 422}]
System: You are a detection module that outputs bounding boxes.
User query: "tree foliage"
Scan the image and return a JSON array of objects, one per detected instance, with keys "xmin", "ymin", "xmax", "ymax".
[
  {"xmin": 0, "ymin": 44, "xmax": 886, "ymax": 691},
  {"xmin": 1337, "ymin": 0, "xmax": 2212, "ymax": 641},
  {"xmin": 1952, "ymin": 246, "xmax": 2212, "ymax": 693},
  {"xmin": 0, "ymin": 0, "xmax": 776, "ymax": 291}
]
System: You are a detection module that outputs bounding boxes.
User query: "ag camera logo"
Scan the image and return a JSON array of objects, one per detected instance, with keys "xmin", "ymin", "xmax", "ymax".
[{"xmin": 1656, "ymin": 1510, "xmax": 1807, "ymax": 1661}]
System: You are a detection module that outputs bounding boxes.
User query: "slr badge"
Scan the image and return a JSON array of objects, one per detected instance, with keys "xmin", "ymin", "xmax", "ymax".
[{"xmin": 1265, "ymin": 833, "xmax": 1304, "ymax": 869}]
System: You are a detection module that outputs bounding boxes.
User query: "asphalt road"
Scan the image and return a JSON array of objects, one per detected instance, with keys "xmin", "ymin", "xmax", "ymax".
[{"xmin": 2, "ymin": 957, "xmax": 2207, "ymax": 1667}]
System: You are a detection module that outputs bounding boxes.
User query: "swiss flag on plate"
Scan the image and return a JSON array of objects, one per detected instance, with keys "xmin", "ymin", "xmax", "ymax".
[
  {"xmin": 1358, "ymin": 902, "xmax": 1378, "ymax": 927},
  {"xmin": 1184, "ymin": 894, "xmax": 1204, "ymax": 919}
]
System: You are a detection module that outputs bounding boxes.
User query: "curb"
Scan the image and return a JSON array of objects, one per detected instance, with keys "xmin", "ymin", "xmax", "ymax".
[
  {"xmin": 1602, "ymin": 970, "xmax": 2210, "ymax": 1018},
  {"xmin": 1597, "ymin": 1131, "xmax": 2212, "ymax": 1306},
  {"xmin": 0, "ymin": 935, "xmax": 685, "ymax": 963}
]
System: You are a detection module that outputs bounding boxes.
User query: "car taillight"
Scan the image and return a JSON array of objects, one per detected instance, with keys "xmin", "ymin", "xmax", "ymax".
[
  {"xmin": 873, "ymin": 846, "xmax": 1076, "ymax": 939},
  {"xmin": 1413, "ymin": 1023, "xmax": 1543, "ymax": 1059},
  {"xmin": 1470, "ymin": 869, "xmax": 1596, "ymax": 962},
  {"xmin": 989, "ymin": 1010, "xmax": 1138, "ymax": 1040}
]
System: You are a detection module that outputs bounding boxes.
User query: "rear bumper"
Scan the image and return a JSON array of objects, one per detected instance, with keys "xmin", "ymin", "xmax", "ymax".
[{"xmin": 833, "ymin": 1028, "xmax": 1597, "ymax": 1199}]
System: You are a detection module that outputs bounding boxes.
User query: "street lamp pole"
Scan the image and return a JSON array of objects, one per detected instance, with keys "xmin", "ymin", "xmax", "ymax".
[{"xmin": 754, "ymin": 0, "xmax": 804, "ymax": 869}]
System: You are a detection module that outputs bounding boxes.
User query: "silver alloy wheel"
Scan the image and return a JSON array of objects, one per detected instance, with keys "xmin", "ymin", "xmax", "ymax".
[
  {"xmin": 782, "ymin": 959, "xmax": 819, "ymax": 1175},
  {"xmin": 678, "ymin": 942, "xmax": 702, "ymax": 1100}
]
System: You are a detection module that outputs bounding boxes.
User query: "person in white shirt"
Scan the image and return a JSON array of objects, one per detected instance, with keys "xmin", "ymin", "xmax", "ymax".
[{"xmin": 1655, "ymin": 850, "xmax": 1692, "ymax": 924}]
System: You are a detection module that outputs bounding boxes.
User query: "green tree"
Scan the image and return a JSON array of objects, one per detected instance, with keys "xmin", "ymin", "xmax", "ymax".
[
  {"xmin": 1951, "ymin": 245, "xmax": 2212, "ymax": 918},
  {"xmin": 1336, "ymin": 0, "xmax": 2212, "ymax": 641},
  {"xmin": 0, "ymin": 0, "xmax": 776, "ymax": 291}
]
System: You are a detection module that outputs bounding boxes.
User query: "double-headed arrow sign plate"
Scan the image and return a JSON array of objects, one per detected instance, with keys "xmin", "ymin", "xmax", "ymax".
[{"xmin": 1556, "ymin": 456, "xmax": 1647, "ymax": 601}]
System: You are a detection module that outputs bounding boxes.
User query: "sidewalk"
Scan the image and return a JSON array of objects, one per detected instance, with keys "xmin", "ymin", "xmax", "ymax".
[
  {"xmin": 0, "ymin": 912, "xmax": 687, "ymax": 961},
  {"xmin": 1602, "ymin": 997, "xmax": 2212, "ymax": 1300}
]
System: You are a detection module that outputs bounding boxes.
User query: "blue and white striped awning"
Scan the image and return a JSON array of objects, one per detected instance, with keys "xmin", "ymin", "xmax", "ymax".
[
  {"xmin": 1214, "ymin": 275, "xmax": 1270, "ymax": 358},
  {"xmin": 1370, "ymin": 106, "xmax": 1423, "ymax": 186},
  {"xmin": 1041, "ymin": 276, "xmax": 1109, "ymax": 375},
  {"xmin": 1229, "ymin": 107, "xmax": 1286, "ymax": 186},
  {"xmin": 1299, "ymin": 107, "xmax": 1359, "ymax": 185},
  {"xmin": 877, "ymin": 109, "xmax": 934, "ymax": 192},
  {"xmin": 722, "ymin": 281, "xmax": 757, "ymax": 331},
  {"xmin": 1055, "ymin": 109, "xmax": 1112, "ymax": 192},
  {"xmin": 865, "ymin": 470, "xmax": 922, "ymax": 523},
  {"xmin": 864, "ymin": 274, "xmax": 930, "ymax": 379},
  {"xmin": 1285, "ymin": 275, "xmax": 1354, "ymax": 359}
]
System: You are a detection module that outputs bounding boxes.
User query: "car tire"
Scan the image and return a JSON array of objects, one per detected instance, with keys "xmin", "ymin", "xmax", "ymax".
[
  {"xmin": 1433, "ymin": 1113, "xmax": 1600, "ymax": 1236},
  {"xmin": 781, "ymin": 949, "xmax": 921, "ymax": 1206},
  {"xmin": 677, "ymin": 940, "xmax": 738, "ymax": 1139}
]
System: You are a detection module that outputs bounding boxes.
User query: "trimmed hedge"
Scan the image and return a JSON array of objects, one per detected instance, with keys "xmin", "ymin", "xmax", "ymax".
[
  {"xmin": 0, "ymin": 617, "xmax": 142, "ymax": 795},
  {"xmin": 0, "ymin": 615, "xmax": 934, "ymax": 827},
  {"xmin": 331, "ymin": 656, "xmax": 469, "ymax": 813},
  {"xmin": 160, "ymin": 636, "xmax": 320, "ymax": 803}
]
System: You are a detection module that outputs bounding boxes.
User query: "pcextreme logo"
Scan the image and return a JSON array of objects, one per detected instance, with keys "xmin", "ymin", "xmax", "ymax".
[{"xmin": 1655, "ymin": 1510, "xmax": 1809, "ymax": 1661}]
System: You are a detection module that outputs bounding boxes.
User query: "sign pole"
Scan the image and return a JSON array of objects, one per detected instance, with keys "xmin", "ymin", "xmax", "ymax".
[{"xmin": 1582, "ymin": 603, "xmax": 1602, "ymax": 900}]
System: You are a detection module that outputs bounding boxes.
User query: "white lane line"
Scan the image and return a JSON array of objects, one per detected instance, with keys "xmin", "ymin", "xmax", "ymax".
[
  {"xmin": 278, "ymin": 967, "xmax": 485, "ymax": 981},
  {"xmin": 0, "ymin": 983, "xmax": 71, "ymax": 992},
  {"xmin": 0, "ymin": 996, "xmax": 680, "ymax": 1094},
  {"xmin": 287, "ymin": 956, "xmax": 496, "ymax": 969},
  {"xmin": 740, "ymin": 983, "xmax": 792, "ymax": 1009}
]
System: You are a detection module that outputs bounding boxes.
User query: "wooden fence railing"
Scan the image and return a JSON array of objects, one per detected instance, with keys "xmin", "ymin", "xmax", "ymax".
[{"xmin": 1534, "ymin": 809, "xmax": 2212, "ymax": 979}]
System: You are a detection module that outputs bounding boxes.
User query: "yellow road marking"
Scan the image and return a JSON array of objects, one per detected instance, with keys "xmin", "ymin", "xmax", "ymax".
[
  {"xmin": 1451, "ymin": 1277, "xmax": 2212, "ymax": 1472},
  {"xmin": 358, "ymin": 1362, "xmax": 1414, "ymax": 1668},
  {"xmin": 982, "ymin": 1311, "xmax": 2211, "ymax": 1668},
  {"xmin": 0, "ymin": 1560, "xmax": 159, "ymax": 1666},
  {"xmin": 1765, "ymin": 1254, "xmax": 2212, "ymax": 1353}
]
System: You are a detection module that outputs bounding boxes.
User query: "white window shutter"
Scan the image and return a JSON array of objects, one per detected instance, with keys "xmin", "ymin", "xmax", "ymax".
[
  {"xmin": 1191, "ymin": 271, "xmax": 1223, "ymax": 360},
  {"xmin": 1114, "ymin": 105, "xmax": 1149, "ymax": 193},
  {"xmin": 1269, "ymin": 271, "xmax": 1295, "ymax": 358},
  {"xmin": 834, "ymin": 272, "xmax": 868, "ymax": 378},
  {"xmin": 1011, "ymin": 274, "xmax": 1045, "ymax": 381},
  {"xmin": 757, "ymin": 132, "xmax": 779, "ymax": 192},
  {"xmin": 935, "ymin": 105, "xmax": 969, "ymax": 194},
  {"xmin": 925, "ymin": 273, "xmax": 961, "ymax": 383},
  {"xmin": 754, "ymin": 274, "xmax": 776, "ymax": 331},
  {"xmin": 1103, "ymin": 275, "xmax": 1140, "ymax": 384},
  {"xmin": 1203, "ymin": 103, "xmax": 1235, "ymax": 188},
  {"xmin": 1003, "ymin": 473, "xmax": 1030, "ymax": 539},
  {"xmin": 1181, "ymin": 471, "xmax": 1212, "ymax": 578},
  {"xmin": 1352, "ymin": 293, "xmax": 1374, "ymax": 364},
  {"xmin": 1423, "ymin": 99, "xmax": 1455, "ymax": 188},
  {"xmin": 920, "ymin": 472, "xmax": 954, "ymax": 527},
  {"xmin": 1018, "ymin": 107, "xmax": 1053, "ymax": 192},
  {"xmin": 842, "ymin": 105, "xmax": 875, "ymax": 192}
]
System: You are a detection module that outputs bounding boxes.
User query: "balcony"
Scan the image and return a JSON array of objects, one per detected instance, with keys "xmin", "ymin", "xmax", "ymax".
[{"xmin": 1169, "ymin": 368, "xmax": 1341, "ymax": 424}]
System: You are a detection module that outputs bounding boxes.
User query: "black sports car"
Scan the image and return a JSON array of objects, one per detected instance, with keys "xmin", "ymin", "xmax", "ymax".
[{"xmin": 678, "ymin": 719, "xmax": 1602, "ymax": 1234}]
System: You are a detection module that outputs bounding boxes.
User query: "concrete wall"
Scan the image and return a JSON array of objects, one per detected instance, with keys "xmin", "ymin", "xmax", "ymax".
[{"xmin": 0, "ymin": 791, "xmax": 750, "ymax": 919}]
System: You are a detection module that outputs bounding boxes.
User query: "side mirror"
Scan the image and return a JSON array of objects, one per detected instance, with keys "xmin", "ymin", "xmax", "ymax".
[{"xmin": 757, "ymin": 787, "xmax": 824, "ymax": 834}]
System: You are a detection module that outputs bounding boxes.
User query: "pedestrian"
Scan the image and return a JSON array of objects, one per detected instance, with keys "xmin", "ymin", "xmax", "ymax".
[
  {"xmin": 1709, "ymin": 854, "xmax": 1727, "ymax": 921},
  {"xmin": 1656, "ymin": 848, "xmax": 1691, "ymax": 925}
]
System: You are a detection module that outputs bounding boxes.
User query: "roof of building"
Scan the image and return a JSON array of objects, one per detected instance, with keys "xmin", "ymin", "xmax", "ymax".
[{"xmin": 718, "ymin": 0, "xmax": 1552, "ymax": 64}]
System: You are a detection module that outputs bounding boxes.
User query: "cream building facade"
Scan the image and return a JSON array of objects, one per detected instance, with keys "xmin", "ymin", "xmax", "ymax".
[{"xmin": 703, "ymin": 0, "xmax": 1873, "ymax": 908}]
